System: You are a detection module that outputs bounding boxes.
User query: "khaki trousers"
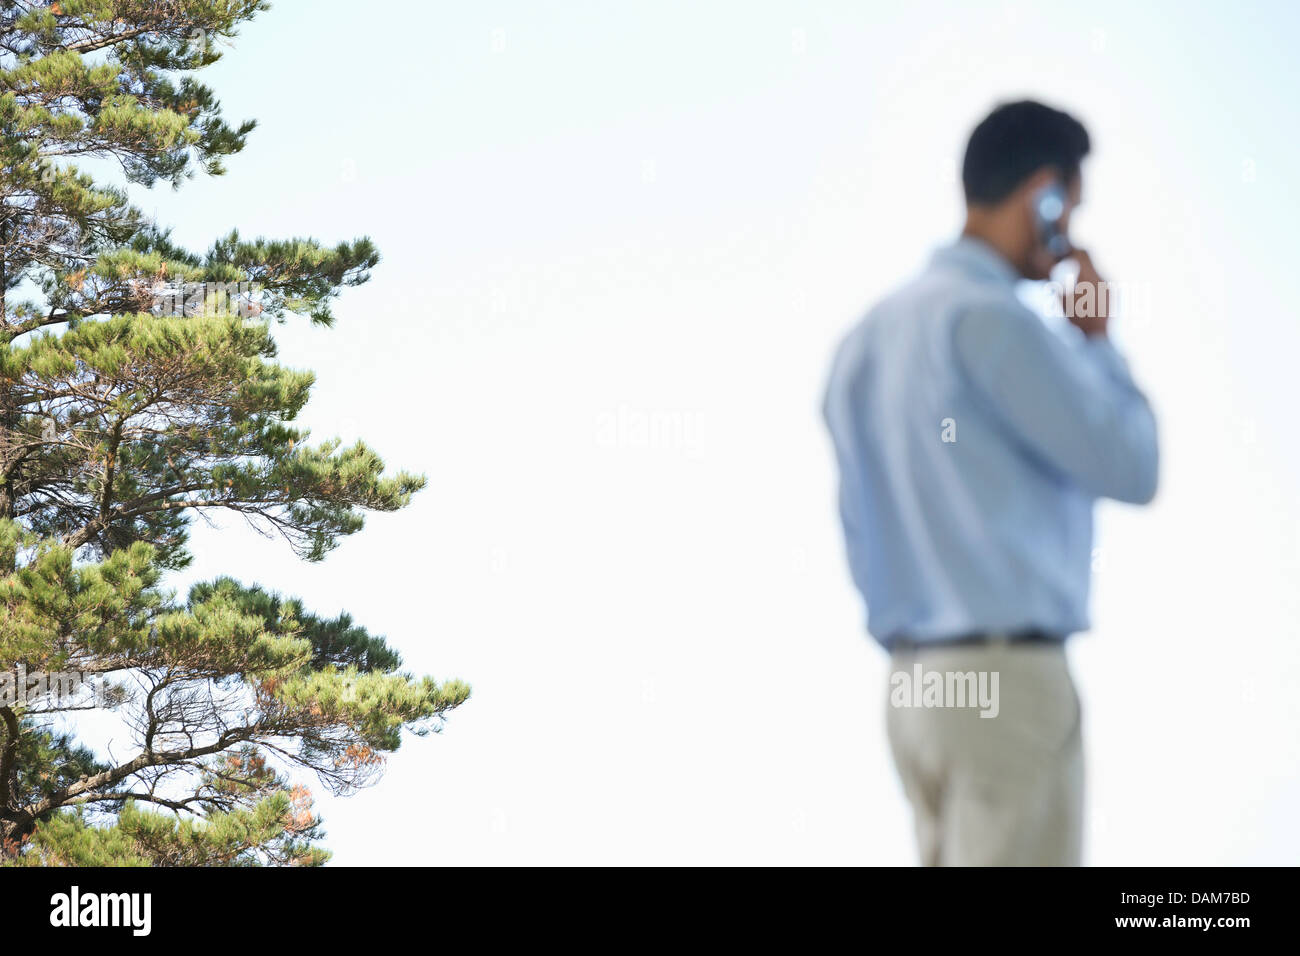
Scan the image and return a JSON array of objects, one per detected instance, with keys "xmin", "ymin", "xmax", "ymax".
[{"xmin": 885, "ymin": 640, "xmax": 1084, "ymax": 866}]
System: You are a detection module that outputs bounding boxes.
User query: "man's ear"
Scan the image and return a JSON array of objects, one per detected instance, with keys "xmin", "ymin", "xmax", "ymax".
[
  {"xmin": 1018, "ymin": 167, "xmax": 1061, "ymax": 202},
  {"xmin": 1065, "ymin": 171, "xmax": 1083, "ymax": 206}
]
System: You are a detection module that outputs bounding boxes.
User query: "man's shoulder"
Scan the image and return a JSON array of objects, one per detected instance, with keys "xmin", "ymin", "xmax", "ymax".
[
  {"xmin": 843, "ymin": 264, "xmax": 1019, "ymax": 345},
  {"xmin": 826, "ymin": 275, "xmax": 938, "ymax": 394},
  {"xmin": 830, "ymin": 252, "xmax": 1041, "ymax": 365}
]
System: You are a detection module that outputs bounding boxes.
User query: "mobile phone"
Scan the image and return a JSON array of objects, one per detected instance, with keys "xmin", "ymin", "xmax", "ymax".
[{"xmin": 1032, "ymin": 182, "xmax": 1071, "ymax": 258}]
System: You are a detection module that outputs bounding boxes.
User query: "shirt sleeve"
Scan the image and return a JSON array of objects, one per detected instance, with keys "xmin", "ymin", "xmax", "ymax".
[{"xmin": 952, "ymin": 303, "xmax": 1159, "ymax": 504}]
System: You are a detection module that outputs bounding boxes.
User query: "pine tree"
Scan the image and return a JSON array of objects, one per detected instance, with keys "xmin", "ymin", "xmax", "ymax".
[{"xmin": 0, "ymin": 2, "xmax": 468, "ymax": 865}]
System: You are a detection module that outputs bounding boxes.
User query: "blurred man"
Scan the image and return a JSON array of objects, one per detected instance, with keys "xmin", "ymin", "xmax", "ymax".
[{"xmin": 823, "ymin": 101, "xmax": 1158, "ymax": 866}]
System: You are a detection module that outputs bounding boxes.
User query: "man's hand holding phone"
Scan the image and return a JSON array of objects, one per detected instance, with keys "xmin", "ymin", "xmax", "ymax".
[{"xmin": 1060, "ymin": 247, "xmax": 1109, "ymax": 338}]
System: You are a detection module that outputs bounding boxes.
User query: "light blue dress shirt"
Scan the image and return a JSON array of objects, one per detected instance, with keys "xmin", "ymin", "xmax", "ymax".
[{"xmin": 823, "ymin": 236, "xmax": 1158, "ymax": 647}]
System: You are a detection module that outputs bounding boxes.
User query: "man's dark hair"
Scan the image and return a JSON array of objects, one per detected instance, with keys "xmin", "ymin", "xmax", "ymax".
[{"xmin": 961, "ymin": 100, "xmax": 1090, "ymax": 205}]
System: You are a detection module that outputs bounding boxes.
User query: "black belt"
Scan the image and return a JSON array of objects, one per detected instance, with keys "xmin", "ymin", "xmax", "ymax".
[{"xmin": 890, "ymin": 629, "xmax": 1061, "ymax": 651}]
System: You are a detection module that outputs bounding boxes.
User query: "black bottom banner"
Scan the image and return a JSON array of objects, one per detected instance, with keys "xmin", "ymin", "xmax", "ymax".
[{"xmin": 0, "ymin": 864, "xmax": 1285, "ymax": 944}]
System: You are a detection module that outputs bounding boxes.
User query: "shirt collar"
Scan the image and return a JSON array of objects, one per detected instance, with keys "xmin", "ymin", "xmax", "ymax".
[{"xmin": 931, "ymin": 234, "xmax": 1021, "ymax": 287}]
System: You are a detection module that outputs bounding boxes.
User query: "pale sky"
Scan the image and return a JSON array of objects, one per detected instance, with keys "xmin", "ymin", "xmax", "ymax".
[{"xmin": 94, "ymin": 0, "xmax": 1300, "ymax": 864}]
